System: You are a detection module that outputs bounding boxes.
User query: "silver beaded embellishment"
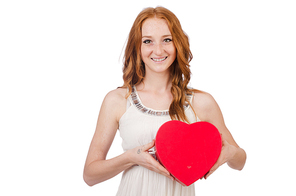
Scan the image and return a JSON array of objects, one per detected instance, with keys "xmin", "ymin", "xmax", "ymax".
[{"xmin": 131, "ymin": 86, "xmax": 192, "ymax": 116}]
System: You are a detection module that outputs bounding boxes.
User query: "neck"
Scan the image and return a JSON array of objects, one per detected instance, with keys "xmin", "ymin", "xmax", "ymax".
[{"xmin": 139, "ymin": 70, "xmax": 172, "ymax": 92}]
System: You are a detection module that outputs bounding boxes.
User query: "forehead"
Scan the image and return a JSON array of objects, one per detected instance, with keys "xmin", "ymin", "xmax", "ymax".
[{"xmin": 141, "ymin": 18, "xmax": 171, "ymax": 36}]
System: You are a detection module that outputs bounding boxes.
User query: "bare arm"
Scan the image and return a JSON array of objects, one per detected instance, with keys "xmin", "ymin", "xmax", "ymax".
[
  {"xmin": 83, "ymin": 89, "xmax": 130, "ymax": 186},
  {"xmin": 83, "ymin": 89, "xmax": 172, "ymax": 186},
  {"xmin": 193, "ymin": 91, "xmax": 246, "ymax": 179}
]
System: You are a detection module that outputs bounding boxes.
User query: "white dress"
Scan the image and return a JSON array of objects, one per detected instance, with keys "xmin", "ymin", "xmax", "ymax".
[{"xmin": 116, "ymin": 86, "xmax": 200, "ymax": 196}]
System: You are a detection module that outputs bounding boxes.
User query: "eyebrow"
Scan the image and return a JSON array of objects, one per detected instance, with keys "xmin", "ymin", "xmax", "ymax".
[{"xmin": 142, "ymin": 35, "xmax": 172, "ymax": 39}]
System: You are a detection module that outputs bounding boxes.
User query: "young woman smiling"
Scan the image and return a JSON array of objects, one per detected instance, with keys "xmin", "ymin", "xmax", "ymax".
[{"xmin": 83, "ymin": 7, "xmax": 246, "ymax": 196}]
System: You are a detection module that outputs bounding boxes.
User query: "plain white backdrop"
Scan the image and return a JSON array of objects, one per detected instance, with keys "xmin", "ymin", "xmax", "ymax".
[{"xmin": 1, "ymin": 0, "xmax": 295, "ymax": 195}]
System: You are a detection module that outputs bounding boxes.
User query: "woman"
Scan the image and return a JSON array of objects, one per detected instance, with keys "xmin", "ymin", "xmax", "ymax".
[{"xmin": 83, "ymin": 6, "xmax": 246, "ymax": 196}]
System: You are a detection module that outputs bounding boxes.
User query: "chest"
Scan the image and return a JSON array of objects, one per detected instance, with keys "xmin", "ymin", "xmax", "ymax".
[{"xmin": 136, "ymin": 90, "xmax": 173, "ymax": 111}]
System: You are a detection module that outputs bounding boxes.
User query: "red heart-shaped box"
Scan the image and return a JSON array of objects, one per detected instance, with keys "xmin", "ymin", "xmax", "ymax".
[{"xmin": 155, "ymin": 120, "xmax": 222, "ymax": 186}]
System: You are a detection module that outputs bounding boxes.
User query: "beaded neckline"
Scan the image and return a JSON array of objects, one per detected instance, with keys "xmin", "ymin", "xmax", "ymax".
[{"xmin": 130, "ymin": 86, "xmax": 191, "ymax": 116}]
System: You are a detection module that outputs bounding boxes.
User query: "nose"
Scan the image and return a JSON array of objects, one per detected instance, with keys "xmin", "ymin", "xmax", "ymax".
[{"xmin": 154, "ymin": 43, "xmax": 164, "ymax": 56}]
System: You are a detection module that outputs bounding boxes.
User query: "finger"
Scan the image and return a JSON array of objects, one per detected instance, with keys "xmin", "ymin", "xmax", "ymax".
[
  {"xmin": 157, "ymin": 168, "xmax": 173, "ymax": 180},
  {"xmin": 205, "ymin": 161, "xmax": 219, "ymax": 179},
  {"xmin": 204, "ymin": 171, "xmax": 212, "ymax": 179},
  {"xmin": 205, "ymin": 167, "xmax": 215, "ymax": 179},
  {"xmin": 144, "ymin": 161, "xmax": 170, "ymax": 178},
  {"xmin": 157, "ymin": 164, "xmax": 170, "ymax": 176},
  {"xmin": 158, "ymin": 165, "xmax": 174, "ymax": 180},
  {"xmin": 147, "ymin": 155, "xmax": 168, "ymax": 174},
  {"xmin": 142, "ymin": 140, "xmax": 155, "ymax": 151},
  {"xmin": 146, "ymin": 155, "xmax": 172, "ymax": 178},
  {"xmin": 156, "ymin": 168, "xmax": 171, "ymax": 179}
]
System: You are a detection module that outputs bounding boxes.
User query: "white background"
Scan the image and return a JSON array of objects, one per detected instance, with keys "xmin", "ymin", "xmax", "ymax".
[{"xmin": 1, "ymin": 0, "xmax": 295, "ymax": 195}]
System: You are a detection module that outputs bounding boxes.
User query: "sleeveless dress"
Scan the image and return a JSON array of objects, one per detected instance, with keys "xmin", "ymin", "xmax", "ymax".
[{"xmin": 116, "ymin": 86, "xmax": 200, "ymax": 196}]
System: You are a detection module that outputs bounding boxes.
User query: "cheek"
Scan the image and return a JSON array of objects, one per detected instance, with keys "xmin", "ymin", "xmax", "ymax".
[
  {"xmin": 165, "ymin": 44, "xmax": 176, "ymax": 56},
  {"xmin": 167, "ymin": 46, "xmax": 177, "ymax": 59},
  {"xmin": 141, "ymin": 46, "xmax": 150, "ymax": 59},
  {"xmin": 172, "ymin": 49, "xmax": 177, "ymax": 58}
]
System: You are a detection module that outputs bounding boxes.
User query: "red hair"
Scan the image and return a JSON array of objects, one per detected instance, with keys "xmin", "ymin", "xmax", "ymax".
[{"xmin": 122, "ymin": 7, "xmax": 196, "ymax": 123}]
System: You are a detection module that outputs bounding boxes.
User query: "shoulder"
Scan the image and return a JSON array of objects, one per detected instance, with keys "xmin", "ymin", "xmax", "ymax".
[
  {"xmin": 192, "ymin": 90, "xmax": 217, "ymax": 110},
  {"xmin": 192, "ymin": 89, "xmax": 221, "ymax": 122},
  {"xmin": 104, "ymin": 87, "xmax": 127, "ymax": 103},
  {"xmin": 101, "ymin": 87, "xmax": 127, "ymax": 122}
]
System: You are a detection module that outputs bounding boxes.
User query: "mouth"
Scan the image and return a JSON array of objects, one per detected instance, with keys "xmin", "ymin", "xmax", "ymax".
[{"xmin": 151, "ymin": 57, "xmax": 168, "ymax": 62}]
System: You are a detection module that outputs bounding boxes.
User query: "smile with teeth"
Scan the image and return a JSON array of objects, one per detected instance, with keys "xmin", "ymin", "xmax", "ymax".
[{"xmin": 151, "ymin": 57, "xmax": 167, "ymax": 62}]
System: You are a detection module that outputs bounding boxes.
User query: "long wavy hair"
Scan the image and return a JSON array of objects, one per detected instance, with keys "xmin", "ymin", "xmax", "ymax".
[{"xmin": 122, "ymin": 7, "xmax": 196, "ymax": 123}]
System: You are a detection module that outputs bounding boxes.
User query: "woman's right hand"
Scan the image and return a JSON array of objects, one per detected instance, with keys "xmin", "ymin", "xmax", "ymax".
[{"xmin": 127, "ymin": 140, "xmax": 174, "ymax": 180}]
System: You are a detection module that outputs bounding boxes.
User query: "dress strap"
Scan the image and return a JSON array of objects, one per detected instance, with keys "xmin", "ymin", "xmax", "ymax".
[
  {"xmin": 126, "ymin": 97, "xmax": 131, "ymax": 111},
  {"xmin": 187, "ymin": 91, "xmax": 194, "ymax": 104},
  {"xmin": 126, "ymin": 87, "xmax": 131, "ymax": 111}
]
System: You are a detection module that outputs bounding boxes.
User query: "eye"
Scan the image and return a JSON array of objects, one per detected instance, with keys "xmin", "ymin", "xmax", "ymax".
[
  {"xmin": 143, "ymin": 40, "xmax": 152, "ymax": 44},
  {"xmin": 164, "ymin": 38, "xmax": 172, "ymax": 43}
]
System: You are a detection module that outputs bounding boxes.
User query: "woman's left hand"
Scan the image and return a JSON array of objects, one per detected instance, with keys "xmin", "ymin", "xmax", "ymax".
[{"xmin": 203, "ymin": 134, "xmax": 238, "ymax": 179}]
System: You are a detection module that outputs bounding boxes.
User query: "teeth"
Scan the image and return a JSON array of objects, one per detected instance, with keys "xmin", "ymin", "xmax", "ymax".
[{"xmin": 152, "ymin": 57, "xmax": 167, "ymax": 62}]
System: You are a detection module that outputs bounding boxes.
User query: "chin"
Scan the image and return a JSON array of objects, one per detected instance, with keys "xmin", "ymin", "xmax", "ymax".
[{"xmin": 146, "ymin": 64, "xmax": 172, "ymax": 74}]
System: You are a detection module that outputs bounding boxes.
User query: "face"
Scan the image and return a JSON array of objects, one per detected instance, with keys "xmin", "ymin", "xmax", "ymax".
[{"xmin": 141, "ymin": 18, "xmax": 176, "ymax": 75}]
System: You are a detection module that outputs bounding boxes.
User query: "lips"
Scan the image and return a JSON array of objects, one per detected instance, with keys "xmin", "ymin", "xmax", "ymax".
[{"xmin": 151, "ymin": 57, "xmax": 167, "ymax": 62}]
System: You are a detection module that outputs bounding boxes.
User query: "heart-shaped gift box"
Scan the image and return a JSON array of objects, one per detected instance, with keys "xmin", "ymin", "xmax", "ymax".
[{"xmin": 155, "ymin": 120, "xmax": 222, "ymax": 186}]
